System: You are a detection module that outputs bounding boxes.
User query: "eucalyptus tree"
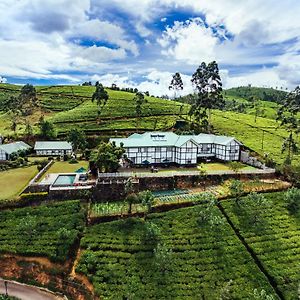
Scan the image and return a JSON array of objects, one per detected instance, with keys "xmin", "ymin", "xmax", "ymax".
[
  {"xmin": 277, "ymin": 86, "xmax": 300, "ymax": 164},
  {"xmin": 134, "ymin": 92, "xmax": 147, "ymax": 130},
  {"xmin": 190, "ymin": 61, "xmax": 224, "ymax": 132},
  {"xmin": 169, "ymin": 72, "xmax": 183, "ymax": 99},
  {"xmin": 92, "ymin": 83, "xmax": 109, "ymax": 122}
]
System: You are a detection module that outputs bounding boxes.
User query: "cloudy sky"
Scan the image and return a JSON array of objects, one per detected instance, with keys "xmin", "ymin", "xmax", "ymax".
[{"xmin": 1, "ymin": 0, "xmax": 300, "ymax": 95}]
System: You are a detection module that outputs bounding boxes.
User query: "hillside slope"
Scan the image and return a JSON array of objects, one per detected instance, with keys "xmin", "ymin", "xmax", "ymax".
[{"xmin": 0, "ymin": 83, "xmax": 299, "ymax": 165}]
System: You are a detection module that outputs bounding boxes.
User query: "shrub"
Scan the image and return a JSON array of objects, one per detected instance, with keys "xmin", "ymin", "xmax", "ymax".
[
  {"xmin": 37, "ymin": 159, "xmax": 49, "ymax": 171},
  {"xmin": 285, "ymin": 188, "xmax": 300, "ymax": 214},
  {"xmin": 69, "ymin": 158, "xmax": 78, "ymax": 164},
  {"xmin": 20, "ymin": 192, "xmax": 49, "ymax": 202}
]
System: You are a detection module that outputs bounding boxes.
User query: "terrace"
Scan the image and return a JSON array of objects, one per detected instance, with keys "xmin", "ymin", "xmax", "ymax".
[
  {"xmin": 98, "ymin": 162, "xmax": 275, "ymax": 179},
  {"xmin": 26, "ymin": 160, "xmax": 96, "ymax": 193}
]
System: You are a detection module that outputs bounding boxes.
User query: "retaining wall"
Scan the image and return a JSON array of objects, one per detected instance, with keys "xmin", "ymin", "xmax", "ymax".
[{"xmin": 93, "ymin": 172, "xmax": 276, "ymax": 202}]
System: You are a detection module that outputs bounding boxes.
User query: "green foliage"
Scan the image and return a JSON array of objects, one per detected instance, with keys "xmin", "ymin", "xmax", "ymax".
[
  {"xmin": 125, "ymin": 193, "xmax": 139, "ymax": 214},
  {"xmin": 226, "ymin": 86, "xmax": 287, "ymax": 104},
  {"xmin": 67, "ymin": 128, "xmax": 87, "ymax": 152},
  {"xmin": 169, "ymin": 72, "xmax": 183, "ymax": 99},
  {"xmin": 134, "ymin": 92, "xmax": 147, "ymax": 129},
  {"xmin": 138, "ymin": 190, "xmax": 154, "ymax": 213},
  {"xmin": 39, "ymin": 116, "xmax": 56, "ymax": 139},
  {"xmin": 92, "ymin": 141, "xmax": 125, "ymax": 173},
  {"xmin": 91, "ymin": 83, "xmax": 109, "ymax": 115},
  {"xmin": 190, "ymin": 61, "xmax": 224, "ymax": 131},
  {"xmin": 222, "ymin": 191, "xmax": 300, "ymax": 299},
  {"xmin": 241, "ymin": 192, "xmax": 272, "ymax": 225},
  {"xmin": 284, "ymin": 187, "xmax": 300, "ymax": 214},
  {"xmin": 78, "ymin": 205, "xmax": 276, "ymax": 299},
  {"xmin": 277, "ymin": 86, "xmax": 300, "ymax": 163},
  {"xmin": 20, "ymin": 192, "xmax": 48, "ymax": 202},
  {"xmin": 0, "ymin": 200, "xmax": 84, "ymax": 262},
  {"xmin": 229, "ymin": 180, "xmax": 244, "ymax": 204},
  {"xmin": 228, "ymin": 161, "xmax": 244, "ymax": 173}
]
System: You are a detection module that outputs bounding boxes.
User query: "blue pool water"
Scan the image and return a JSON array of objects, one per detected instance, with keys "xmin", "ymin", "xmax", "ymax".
[{"xmin": 53, "ymin": 175, "xmax": 76, "ymax": 186}]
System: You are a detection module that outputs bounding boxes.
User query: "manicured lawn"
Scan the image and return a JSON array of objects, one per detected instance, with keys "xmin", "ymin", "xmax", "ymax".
[
  {"xmin": 200, "ymin": 162, "xmax": 256, "ymax": 171},
  {"xmin": 42, "ymin": 160, "xmax": 89, "ymax": 177},
  {"xmin": 0, "ymin": 166, "xmax": 38, "ymax": 200}
]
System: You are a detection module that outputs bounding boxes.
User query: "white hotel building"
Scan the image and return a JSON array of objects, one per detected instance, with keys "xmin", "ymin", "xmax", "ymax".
[{"xmin": 110, "ymin": 132, "xmax": 242, "ymax": 166}]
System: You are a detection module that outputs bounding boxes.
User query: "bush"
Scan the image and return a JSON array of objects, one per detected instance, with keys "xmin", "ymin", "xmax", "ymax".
[
  {"xmin": 37, "ymin": 159, "xmax": 49, "ymax": 171},
  {"xmin": 69, "ymin": 158, "xmax": 78, "ymax": 164},
  {"xmin": 20, "ymin": 192, "xmax": 49, "ymax": 202},
  {"xmin": 285, "ymin": 188, "xmax": 300, "ymax": 214}
]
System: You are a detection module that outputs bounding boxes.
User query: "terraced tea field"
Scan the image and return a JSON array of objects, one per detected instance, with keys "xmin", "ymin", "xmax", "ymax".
[
  {"xmin": 77, "ymin": 204, "xmax": 277, "ymax": 299},
  {"xmin": 222, "ymin": 192, "xmax": 300, "ymax": 299},
  {"xmin": 0, "ymin": 201, "xmax": 85, "ymax": 262}
]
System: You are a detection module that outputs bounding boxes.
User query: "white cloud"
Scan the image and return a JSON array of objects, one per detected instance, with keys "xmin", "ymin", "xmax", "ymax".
[
  {"xmin": 90, "ymin": 73, "xmax": 130, "ymax": 87},
  {"xmin": 158, "ymin": 18, "xmax": 218, "ymax": 64},
  {"xmin": 222, "ymin": 68, "xmax": 289, "ymax": 90},
  {"xmin": 0, "ymin": 76, "xmax": 7, "ymax": 83},
  {"xmin": 72, "ymin": 19, "xmax": 139, "ymax": 55}
]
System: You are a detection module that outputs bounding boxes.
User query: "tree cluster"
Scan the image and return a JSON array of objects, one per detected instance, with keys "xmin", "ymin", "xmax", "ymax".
[{"xmin": 91, "ymin": 141, "xmax": 125, "ymax": 173}]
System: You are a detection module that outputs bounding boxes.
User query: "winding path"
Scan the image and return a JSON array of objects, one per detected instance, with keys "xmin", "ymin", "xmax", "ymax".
[{"xmin": 0, "ymin": 278, "xmax": 65, "ymax": 300}]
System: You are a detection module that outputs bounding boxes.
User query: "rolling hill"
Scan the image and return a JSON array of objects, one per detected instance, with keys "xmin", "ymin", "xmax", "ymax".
[{"xmin": 0, "ymin": 83, "xmax": 299, "ymax": 165}]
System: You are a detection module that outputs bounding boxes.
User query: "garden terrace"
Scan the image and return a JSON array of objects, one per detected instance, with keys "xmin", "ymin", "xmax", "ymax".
[
  {"xmin": 77, "ymin": 205, "xmax": 277, "ymax": 299},
  {"xmin": 221, "ymin": 192, "xmax": 300, "ymax": 299}
]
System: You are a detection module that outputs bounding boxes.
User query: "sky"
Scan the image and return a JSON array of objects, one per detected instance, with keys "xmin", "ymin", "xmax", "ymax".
[{"xmin": 1, "ymin": 0, "xmax": 300, "ymax": 96}]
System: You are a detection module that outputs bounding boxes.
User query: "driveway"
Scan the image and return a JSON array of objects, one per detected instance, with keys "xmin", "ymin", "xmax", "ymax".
[{"xmin": 0, "ymin": 278, "xmax": 65, "ymax": 300}]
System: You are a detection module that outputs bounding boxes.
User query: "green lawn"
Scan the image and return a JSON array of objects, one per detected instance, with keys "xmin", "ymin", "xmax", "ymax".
[
  {"xmin": 41, "ymin": 160, "xmax": 89, "ymax": 178},
  {"xmin": 200, "ymin": 162, "xmax": 256, "ymax": 171},
  {"xmin": 0, "ymin": 166, "xmax": 38, "ymax": 200}
]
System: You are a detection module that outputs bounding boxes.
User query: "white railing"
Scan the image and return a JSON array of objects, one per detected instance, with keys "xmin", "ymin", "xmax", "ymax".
[{"xmin": 98, "ymin": 168, "xmax": 276, "ymax": 179}]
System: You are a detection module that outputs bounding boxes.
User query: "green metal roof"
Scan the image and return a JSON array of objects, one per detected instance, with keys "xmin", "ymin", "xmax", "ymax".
[
  {"xmin": 110, "ymin": 132, "xmax": 241, "ymax": 148},
  {"xmin": 0, "ymin": 141, "xmax": 31, "ymax": 155},
  {"xmin": 34, "ymin": 141, "xmax": 72, "ymax": 151}
]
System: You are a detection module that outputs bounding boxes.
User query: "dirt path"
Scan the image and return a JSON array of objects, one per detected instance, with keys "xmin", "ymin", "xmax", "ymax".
[{"xmin": 0, "ymin": 278, "xmax": 65, "ymax": 300}]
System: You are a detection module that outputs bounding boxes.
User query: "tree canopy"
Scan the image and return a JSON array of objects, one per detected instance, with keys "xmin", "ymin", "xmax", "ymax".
[
  {"xmin": 67, "ymin": 128, "xmax": 87, "ymax": 152},
  {"xmin": 39, "ymin": 116, "xmax": 56, "ymax": 139},
  {"xmin": 169, "ymin": 72, "xmax": 183, "ymax": 99},
  {"xmin": 189, "ymin": 61, "xmax": 224, "ymax": 132},
  {"xmin": 277, "ymin": 86, "xmax": 300, "ymax": 163},
  {"xmin": 91, "ymin": 141, "xmax": 125, "ymax": 173}
]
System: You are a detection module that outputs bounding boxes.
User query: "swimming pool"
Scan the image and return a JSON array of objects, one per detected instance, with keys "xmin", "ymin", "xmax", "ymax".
[{"xmin": 53, "ymin": 175, "xmax": 76, "ymax": 186}]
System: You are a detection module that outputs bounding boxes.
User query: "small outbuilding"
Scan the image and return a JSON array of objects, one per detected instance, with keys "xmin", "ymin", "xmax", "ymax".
[
  {"xmin": 0, "ymin": 141, "xmax": 31, "ymax": 161},
  {"xmin": 34, "ymin": 141, "xmax": 72, "ymax": 156}
]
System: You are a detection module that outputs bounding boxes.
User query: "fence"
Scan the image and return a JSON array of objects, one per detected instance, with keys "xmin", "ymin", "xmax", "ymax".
[{"xmin": 98, "ymin": 168, "xmax": 276, "ymax": 179}]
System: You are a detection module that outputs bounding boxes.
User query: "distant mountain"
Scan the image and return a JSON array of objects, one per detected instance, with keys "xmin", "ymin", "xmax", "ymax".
[{"xmin": 225, "ymin": 86, "xmax": 288, "ymax": 103}]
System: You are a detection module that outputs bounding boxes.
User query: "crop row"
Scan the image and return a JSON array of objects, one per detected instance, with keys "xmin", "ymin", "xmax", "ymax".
[
  {"xmin": 78, "ymin": 204, "xmax": 277, "ymax": 299},
  {"xmin": 0, "ymin": 200, "xmax": 85, "ymax": 262},
  {"xmin": 221, "ymin": 192, "xmax": 300, "ymax": 299}
]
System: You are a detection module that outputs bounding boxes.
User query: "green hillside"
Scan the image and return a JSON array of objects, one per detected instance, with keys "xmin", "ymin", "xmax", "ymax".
[
  {"xmin": 0, "ymin": 83, "xmax": 299, "ymax": 165},
  {"xmin": 225, "ymin": 86, "xmax": 287, "ymax": 103}
]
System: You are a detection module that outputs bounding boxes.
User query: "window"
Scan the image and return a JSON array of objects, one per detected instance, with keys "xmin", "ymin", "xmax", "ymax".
[{"xmin": 155, "ymin": 147, "xmax": 161, "ymax": 152}]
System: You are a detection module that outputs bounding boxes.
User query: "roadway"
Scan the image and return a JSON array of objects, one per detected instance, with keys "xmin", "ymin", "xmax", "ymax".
[{"xmin": 0, "ymin": 278, "xmax": 65, "ymax": 300}]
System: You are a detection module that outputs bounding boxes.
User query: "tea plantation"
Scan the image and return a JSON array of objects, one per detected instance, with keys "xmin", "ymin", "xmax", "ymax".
[
  {"xmin": 0, "ymin": 200, "xmax": 85, "ymax": 262},
  {"xmin": 222, "ymin": 192, "xmax": 300, "ymax": 300},
  {"xmin": 77, "ymin": 204, "xmax": 277, "ymax": 299},
  {"xmin": 1, "ymin": 83, "xmax": 298, "ymax": 164}
]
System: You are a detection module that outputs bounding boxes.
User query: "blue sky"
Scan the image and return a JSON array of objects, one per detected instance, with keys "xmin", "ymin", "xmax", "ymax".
[{"xmin": 0, "ymin": 0, "xmax": 300, "ymax": 95}]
